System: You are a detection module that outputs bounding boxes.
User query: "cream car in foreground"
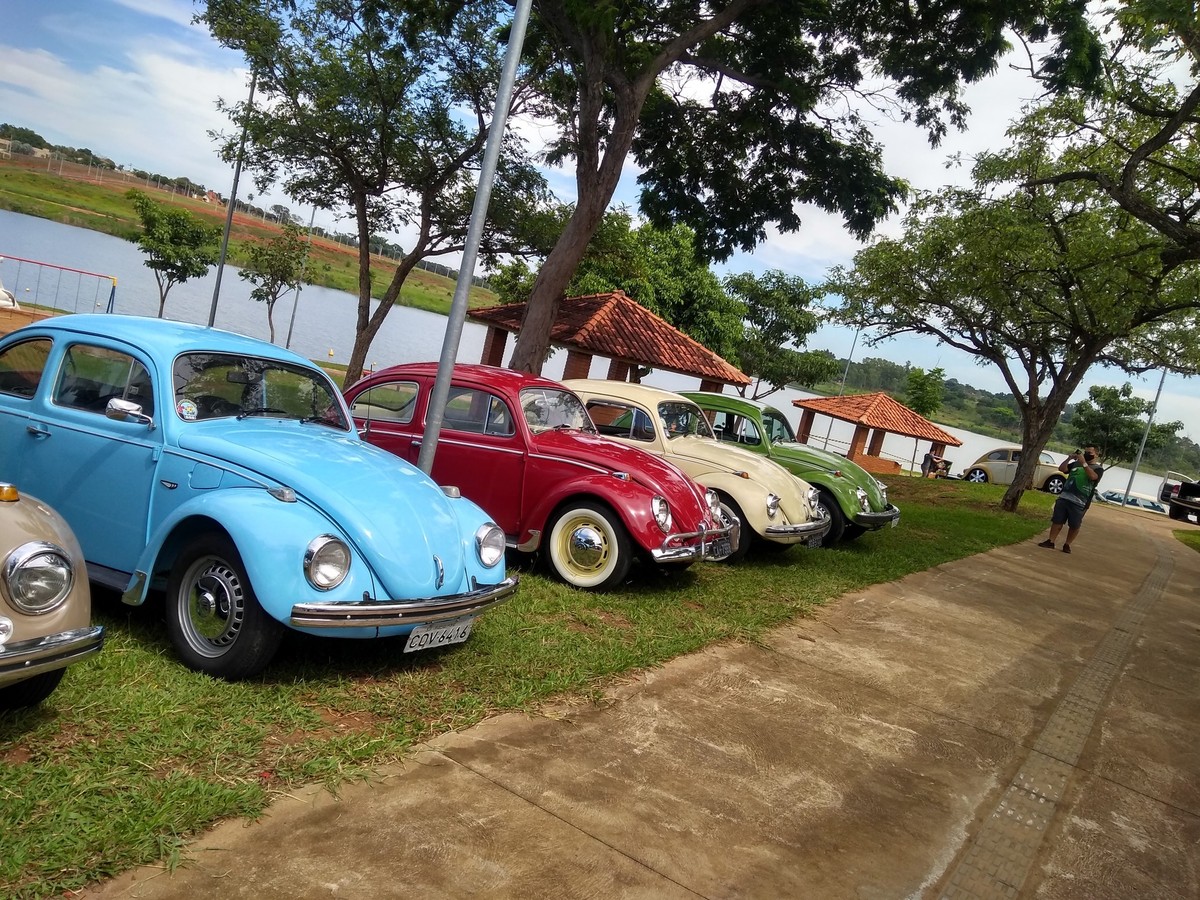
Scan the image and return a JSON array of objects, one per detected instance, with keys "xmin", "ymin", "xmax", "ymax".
[
  {"xmin": 565, "ymin": 380, "xmax": 830, "ymax": 560},
  {"xmin": 1, "ymin": 483, "xmax": 104, "ymax": 708}
]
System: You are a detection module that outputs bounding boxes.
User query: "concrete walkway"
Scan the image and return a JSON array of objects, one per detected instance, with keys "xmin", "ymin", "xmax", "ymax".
[{"xmin": 86, "ymin": 504, "xmax": 1200, "ymax": 899}]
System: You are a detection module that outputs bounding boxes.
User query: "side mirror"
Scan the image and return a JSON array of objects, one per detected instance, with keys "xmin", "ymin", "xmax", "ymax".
[{"xmin": 106, "ymin": 397, "xmax": 154, "ymax": 429}]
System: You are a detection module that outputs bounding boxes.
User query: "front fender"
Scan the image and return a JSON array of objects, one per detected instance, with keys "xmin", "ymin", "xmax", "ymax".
[
  {"xmin": 698, "ymin": 472, "xmax": 772, "ymax": 532},
  {"xmin": 523, "ymin": 473, "xmax": 662, "ymax": 552},
  {"xmin": 123, "ymin": 489, "xmax": 377, "ymax": 624}
]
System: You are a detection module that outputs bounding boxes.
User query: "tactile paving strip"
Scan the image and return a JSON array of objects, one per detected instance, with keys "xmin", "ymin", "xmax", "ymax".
[{"xmin": 939, "ymin": 544, "xmax": 1172, "ymax": 899}]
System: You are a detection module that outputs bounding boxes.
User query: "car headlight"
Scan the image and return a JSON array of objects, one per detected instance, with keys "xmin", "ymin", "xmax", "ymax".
[
  {"xmin": 875, "ymin": 479, "xmax": 888, "ymax": 505},
  {"xmin": 651, "ymin": 495, "xmax": 672, "ymax": 533},
  {"xmin": 705, "ymin": 488, "xmax": 721, "ymax": 516},
  {"xmin": 304, "ymin": 535, "xmax": 351, "ymax": 591},
  {"xmin": 3, "ymin": 541, "xmax": 74, "ymax": 614},
  {"xmin": 766, "ymin": 492, "xmax": 781, "ymax": 519},
  {"xmin": 807, "ymin": 487, "xmax": 821, "ymax": 513},
  {"xmin": 476, "ymin": 523, "xmax": 505, "ymax": 568},
  {"xmin": 856, "ymin": 486, "xmax": 870, "ymax": 512}
]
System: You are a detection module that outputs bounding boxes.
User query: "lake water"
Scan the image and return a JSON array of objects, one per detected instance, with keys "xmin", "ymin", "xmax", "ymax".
[{"xmin": 0, "ymin": 209, "xmax": 1170, "ymax": 500}]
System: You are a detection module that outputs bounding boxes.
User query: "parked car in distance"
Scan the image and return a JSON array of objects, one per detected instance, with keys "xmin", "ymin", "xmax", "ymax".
[
  {"xmin": 679, "ymin": 391, "xmax": 900, "ymax": 543},
  {"xmin": 0, "ymin": 315, "xmax": 516, "ymax": 680},
  {"xmin": 564, "ymin": 379, "xmax": 830, "ymax": 559},
  {"xmin": 344, "ymin": 364, "xmax": 734, "ymax": 590},
  {"xmin": 962, "ymin": 448, "xmax": 1066, "ymax": 494},
  {"xmin": 1, "ymin": 482, "xmax": 104, "ymax": 709},
  {"xmin": 1099, "ymin": 490, "xmax": 1168, "ymax": 514},
  {"xmin": 1158, "ymin": 471, "xmax": 1200, "ymax": 521}
]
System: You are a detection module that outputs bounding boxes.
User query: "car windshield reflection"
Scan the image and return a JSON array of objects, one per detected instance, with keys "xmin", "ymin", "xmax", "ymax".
[
  {"xmin": 519, "ymin": 387, "xmax": 595, "ymax": 433},
  {"xmin": 173, "ymin": 352, "xmax": 350, "ymax": 430},
  {"xmin": 659, "ymin": 401, "xmax": 715, "ymax": 440}
]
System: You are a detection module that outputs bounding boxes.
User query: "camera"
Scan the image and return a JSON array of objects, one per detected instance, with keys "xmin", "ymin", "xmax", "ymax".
[{"xmin": 1072, "ymin": 449, "xmax": 1081, "ymax": 456}]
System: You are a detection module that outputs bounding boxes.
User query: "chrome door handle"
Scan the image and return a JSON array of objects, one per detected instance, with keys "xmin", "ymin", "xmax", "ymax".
[{"xmin": 26, "ymin": 423, "xmax": 50, "ymax": 437}]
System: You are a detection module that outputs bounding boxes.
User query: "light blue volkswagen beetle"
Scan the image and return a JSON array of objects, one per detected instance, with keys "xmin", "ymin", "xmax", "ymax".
[{"xmin": 0, "ymin": 315, "xmax": 517, "ymax": 679}]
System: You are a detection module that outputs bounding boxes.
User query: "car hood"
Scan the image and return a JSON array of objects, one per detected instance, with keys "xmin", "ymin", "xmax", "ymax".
[
  {"xmin": 774, "ymin": 441, "xmax": 885, "ymax": 498},
  {"xmin": 670, "ymin": 437, "xmax": 810, "ymax": 496},
  {"xmin": 532, "ymin": 429, "xmax": 708, "ymax": 513},
  {"xmin": 177, "ymin": 425, "xmax": 472, "ymax": 587}
]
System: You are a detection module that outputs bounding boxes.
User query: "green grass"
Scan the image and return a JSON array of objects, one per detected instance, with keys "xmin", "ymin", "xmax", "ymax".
[
  {"xmin": 0, "ymin": 478, "xmax": 1054, "ymax": 898},
  {"xmin": 1172, "ymin": 528, "xmax": 1200, "ymax": 554}
]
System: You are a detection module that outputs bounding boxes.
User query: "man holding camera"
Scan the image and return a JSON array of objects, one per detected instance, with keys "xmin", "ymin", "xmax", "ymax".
[{"xmin": 1038, "ymin": 446, "xmax": 1104, "ymax": 554}]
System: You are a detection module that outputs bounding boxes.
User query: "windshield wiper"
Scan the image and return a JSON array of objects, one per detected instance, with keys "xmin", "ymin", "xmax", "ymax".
[{"xmin": 236, "ymin": 406, "xmax": 289, "ymax": 420}]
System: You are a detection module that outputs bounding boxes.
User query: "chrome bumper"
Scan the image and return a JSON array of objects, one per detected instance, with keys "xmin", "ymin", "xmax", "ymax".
[
  {"xmin": 651, "ymin": 520, "xmax": 738, "ymax": 564},
  {"xmin": 291, "ymin": 576, "xmax": 519, "ymax": 629},
  {"xmin": 764, "ymin": 511, "xmax": 833, "ymax": 544},
  {"xmin": 0, "ymin": 626, "xmax": 105, "ymax": 685},
  {"xmin": 853, "ymin": 504, "xmax": 901, "ymax": 529}
]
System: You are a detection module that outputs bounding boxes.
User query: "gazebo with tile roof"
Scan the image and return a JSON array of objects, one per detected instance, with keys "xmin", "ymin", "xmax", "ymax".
[
  {"xmin": 468, "ymin": 290, "xmax": 750, "ymax": 391},
  {"xmin": 792, "ymin": 392, "xmax": 962, "ymax": 476}
]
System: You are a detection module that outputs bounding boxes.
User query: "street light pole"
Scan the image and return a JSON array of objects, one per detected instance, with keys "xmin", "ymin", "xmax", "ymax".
[
  {"xmin": 1122, "ymin": 369, "xmax": 1167, "ymax": 502},
  {"xmin": 208, "ymin": 68, "xmax": 257, "ymax": 328}
]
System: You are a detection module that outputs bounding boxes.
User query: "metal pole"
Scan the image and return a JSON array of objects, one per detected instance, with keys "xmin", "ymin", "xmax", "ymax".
[
  {"xmin": 285, "ymin": 207, "xmax": 318, "ymax": 349},
  {"xmin": 208, "ymin": 69, "xmax": 257, "ymax": 327},
  {"xmin": 821, "ymin": 323, "xmax": 860, "ymax": 451},
  {"xmin": 417, "ymin": 0, "xmax": 533, "ymax": 474},
  {"xmin": 1122, "ymin": 368, "xmax": 1166, "ymax": 502}
]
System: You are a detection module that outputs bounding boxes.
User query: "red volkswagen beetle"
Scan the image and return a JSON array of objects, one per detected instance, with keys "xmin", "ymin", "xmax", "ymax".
[{"xmin": 344, "ymin": 364, "xmax": 733, "ymax": 589}]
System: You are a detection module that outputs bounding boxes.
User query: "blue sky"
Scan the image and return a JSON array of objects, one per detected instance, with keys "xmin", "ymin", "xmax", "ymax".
[{"xmin": 1, "ymin": 0, "xmax": 1196, "ymax": 439}]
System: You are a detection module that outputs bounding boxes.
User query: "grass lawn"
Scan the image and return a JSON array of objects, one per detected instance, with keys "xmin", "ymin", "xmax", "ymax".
[{"xmin": 2, "ymin": 478, "xmax": 1055, "ymax": 897}]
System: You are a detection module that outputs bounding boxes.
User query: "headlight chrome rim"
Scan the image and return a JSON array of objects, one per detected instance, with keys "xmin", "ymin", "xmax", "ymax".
[
  {"xmin": 766, "ymin": 492, "xmax": 781, "ymax": 519},
  {"xmin": 476, "ymin": 523, "xmax": 505, "ymax": 568},
  {"xmin": 651, "ymin": 495, "xmax": 672, "ymax": 533},
  {"xmin": 856, "ymin": 486, "xmax": 870, "ymax": 512},
  {"xmin": 304, "ymin": 535, "xmax": 351, "ymax": 591},
  {"xmin": 3, "ymin": 541, "xmax": 74, "ymax": 614}
]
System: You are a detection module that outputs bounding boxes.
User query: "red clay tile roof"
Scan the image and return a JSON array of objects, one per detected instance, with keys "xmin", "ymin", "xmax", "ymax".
[
  {"xmin": 792, "ymin": 392, "xmax": 962, "ymax": 446},
  {"xmin": 469, "ymin": 291, "xmax": 750, "ymax": 387}
]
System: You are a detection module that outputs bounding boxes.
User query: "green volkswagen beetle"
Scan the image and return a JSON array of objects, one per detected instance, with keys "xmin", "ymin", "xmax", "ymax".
[{"xmin": 680, "ymin": 392, "xmax": 900, "ymax": 543}]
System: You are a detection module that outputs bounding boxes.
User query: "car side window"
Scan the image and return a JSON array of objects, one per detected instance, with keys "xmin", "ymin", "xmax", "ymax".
[
  {"xmin": 736, "ymin": 416, "xmax": 761, "ymax": 446},
  {"xmin": 442, "ymin": 387, "xmax": 513, "ymax": 436},
  {"xmin": 709, "ymin": 411, "xmax": 737, "ymax": 443},
  {"xmin": 351, "ymin": 381, "xmax": 418, "ymax": 424},
  {"xmin": 986, "ymin": 450, "xmax": 1007, "ymax": 462},
  {"xmin": 53, "ymin": 343, "xmax": 154, "ymax": 415},
  {"xmin": 0, "ymin": 338, "xmax": 52, "ymax": 398},
  {"xmin": 586, "ymin": 401, "xmax": 655, "ymax": 441}
]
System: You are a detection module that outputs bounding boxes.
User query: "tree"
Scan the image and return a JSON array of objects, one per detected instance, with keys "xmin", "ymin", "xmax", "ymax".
[
  {"xmin": 1014, "ymin": 4, "xmax": 1200, "ymax": 268},
  {"xmin": 723, "ymin": 271, "xmax": 839, "ymax": 399},
  {"xmin": 827, "ymin": 170, "xmax": 1200, "ymax": 511},
  {"xmin": 905, "ymin": 367, "xmax": 946, "ymax": 419},
  {"xmin": 493, "ymin": 212, "xmax": 744, "ymax": 360},
  {"xmin": 505, "ymin": 0, "xmax": 1102, "ymax": 372},
  {"xmin": 239, "ymin": 222, "xmax": 311, "ymax": 343},
  {"xmin": 125, "ymin": 189, "xmax": 220, "ymax": 317},
  {"xmin": 1068, "ymin": 383, "xmax": 1181, "ymax": 465},
  {"xmin": 203, "ymin": 0, "xmax": 554, "ymax": 386}
]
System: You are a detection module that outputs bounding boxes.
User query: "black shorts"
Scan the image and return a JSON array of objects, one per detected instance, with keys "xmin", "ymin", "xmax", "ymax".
[{"xmin": 1051, "ymin": 497, "xmax": 1086, "ymax": 530}]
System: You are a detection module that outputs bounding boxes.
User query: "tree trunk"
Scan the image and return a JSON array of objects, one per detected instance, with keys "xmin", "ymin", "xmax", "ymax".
[{"xmin": 343, "ymin": 198, "xmax": 380, "ymax": 387}]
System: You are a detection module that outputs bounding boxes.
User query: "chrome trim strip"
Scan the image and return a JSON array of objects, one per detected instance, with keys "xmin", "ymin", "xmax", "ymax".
[
  {"xmin": 290, "ymin": 576, "xmax": 519, "ymax": 629},
  {"xmin": 764, "ymin": 514, "xmax": 833, "ymax": 540},
  {"xmin": 0, "ymin": 626, "xmax": 106, "ymax": 681}
]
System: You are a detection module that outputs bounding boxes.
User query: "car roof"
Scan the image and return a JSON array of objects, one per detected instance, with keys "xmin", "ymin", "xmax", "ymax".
[
  {"xmin": 364, "ymin": 362, "xmax": 567, "ymax": 393},
  {"xmin": 13, "ymin": 314, "xmax": 314, "ymax": 367},
  {"xmin": 565, "ymin": 379, "xmax": 694, "ymax": 406}
]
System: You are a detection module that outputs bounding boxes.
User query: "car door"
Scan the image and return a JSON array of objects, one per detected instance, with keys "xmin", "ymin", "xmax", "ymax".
[
  {"xmin": 351, "ymin": 378, "xmax": 424, "ymax": 466},
  {"xmin": 428, "ymin": 385, "xmax": 525, "ymax": 537},
  {"xmin": 19, "ymin": 340, "xmax": 161, "ymax": 577},
  {"xmin": 0, "ymin": 336, "xmax": 54, "ymax": 484}
]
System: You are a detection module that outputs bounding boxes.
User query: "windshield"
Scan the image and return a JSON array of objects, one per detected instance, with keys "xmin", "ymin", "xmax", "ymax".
[
  {"xmin": 173, "ymin": 352, "xmax": 350, "ymax": 430},
  {"xmin": 658, "ymin": 401, "xmax": 715, "ymax": 440},
  {"xmin": 520, "ymin": 387, "xmax": 595, "ymax": 433},
  {"xmin": 762, "ymin": 409, "xmax": 796, "ymax": 443}
]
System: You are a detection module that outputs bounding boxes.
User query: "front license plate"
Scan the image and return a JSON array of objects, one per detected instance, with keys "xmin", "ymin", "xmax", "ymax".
[
  {"xmin": 707, "ymin": 537, "xmax": 732, "ymax": 559},
  {"xmin": 890, "ymin": 515, "xmax": 900, "ymax": 528},
  {"xmin": 806, "ymin": 535, "xmax": 823, "ymax": 548},
  {"xmin": 403, "ymin": 617, "xmax": 475, "ymax": 653}
]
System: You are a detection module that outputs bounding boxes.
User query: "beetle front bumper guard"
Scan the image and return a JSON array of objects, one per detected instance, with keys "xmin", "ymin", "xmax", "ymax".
[
  {"xmin": 0, "ymin": 626, "xmax": 105, "ymax": 684},
  {"xmin": 651, "ymin": 519, "xmax": 739, "ymax": 564},
  {"xmin": 852, "ymin": 503, "xmax": 901, "ymax": 529},
  {"xmin": 290, "ymin": 576, "xmax": 519, "ymax": 629},
  {"xmin": 763, "ymin": 510, "xmax": 833, "ymax": 544}
]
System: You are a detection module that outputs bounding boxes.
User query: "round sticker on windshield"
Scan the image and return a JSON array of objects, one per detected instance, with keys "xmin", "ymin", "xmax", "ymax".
[{"xmin": 177, "ymin": 399, "xmax": 199, "ymax": 420}]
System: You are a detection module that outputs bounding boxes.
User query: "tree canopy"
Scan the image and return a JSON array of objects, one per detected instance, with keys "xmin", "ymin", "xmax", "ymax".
[
  {"xmin": 239, "ymin": 222, "xmax": 312, "ymax": 343},
  {"xmin": 125, "ymin": 189, "xmax": 220, "ymax": 318},
  {"xmin": 505, "ymin": 0, "xmax": 1102, "ymax": 372},
  {"xmin": 202, "ymin": 0, "xmax": 555, "ymax": 385},
  {"xmin": 1068, "ymin": 383, "xmax": 1181, "ymax": 466}
]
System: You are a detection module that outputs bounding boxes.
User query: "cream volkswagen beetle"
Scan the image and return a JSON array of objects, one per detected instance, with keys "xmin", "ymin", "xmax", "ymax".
[{"xmin": 565, "ymin": 380, "xmax": 830, "ymax": 559}]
